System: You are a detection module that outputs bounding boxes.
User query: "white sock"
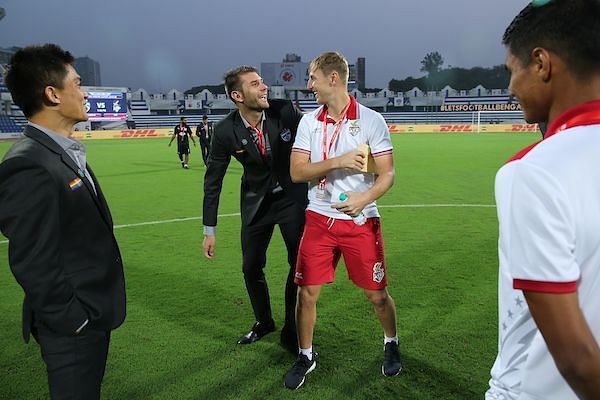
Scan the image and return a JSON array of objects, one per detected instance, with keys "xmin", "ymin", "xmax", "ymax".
[
  {"xmin": 300, "ymin": 347, "xmax": 313, "ymax": 360},
  {"xmin": 384, "ymin": 335, "xmax": 398, "ymax": 345}
]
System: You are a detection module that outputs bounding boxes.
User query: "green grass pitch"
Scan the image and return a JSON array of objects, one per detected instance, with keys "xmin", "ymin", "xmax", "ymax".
[{"xmin": 0, "ymin": 132, "xmax": 538, "ymax": 399}]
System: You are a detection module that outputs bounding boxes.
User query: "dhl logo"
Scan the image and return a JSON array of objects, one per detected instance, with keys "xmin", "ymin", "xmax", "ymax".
[
  {"xmin": 117, "ymin": 130, "xmax": 160, "ymax": 138},
  {"xmin": 511, "ymin": 124, "xmax": 539, "ymax": 132},
  {"xmin": 387, "ymin": 125, "xmax": 406, "ymax": 133},
  {"xmin": 439, "ymin": 124, "xmax": 473, "ymax": 132}
]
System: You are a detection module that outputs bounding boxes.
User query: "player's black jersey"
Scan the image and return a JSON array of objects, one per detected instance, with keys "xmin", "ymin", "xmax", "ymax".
[{"xmin": 174, "ymin": 124, "xmax": 192, "ymax": 144}]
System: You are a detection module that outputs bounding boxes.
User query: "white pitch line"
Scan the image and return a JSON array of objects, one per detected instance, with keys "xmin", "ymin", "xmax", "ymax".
[
  {"xmin": 0, "ymin": 204, "xmax": 496, "ymax": 245},
  {"xmin": 113, "ymin": 212, "xmax": 241, "ymax": 229},
  {"xmin": 379, "ymin": 203, "xmax": 495, "ymax": 209}
]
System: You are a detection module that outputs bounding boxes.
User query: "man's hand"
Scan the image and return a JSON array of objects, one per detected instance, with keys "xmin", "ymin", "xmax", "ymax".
[
  {"xmin": 203, "ymin": 235, "xmax": 216, "ymax": 259},
  {"xmin": 336, "ymin": 150, "xmax": 365, "ymax": 171},
  {"xmin": 331, "ymin": 191, "xmax": 368, "ymax": 216}
]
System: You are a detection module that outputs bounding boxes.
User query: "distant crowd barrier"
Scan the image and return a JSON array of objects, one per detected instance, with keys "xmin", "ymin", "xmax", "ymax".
[
  {"xmin": 71, "ymin": 128, "xmax": 173, "ymax": 140},
  {"xmin": 0, "ymin": 132, "xmax": 23, "ymax": 141},
  {"xmin": 388, "ymin": 123, "xmax": 540, "ymax": 134},
  {"xmin": 2, "ymin": 124, "xmax": 540, "ymax": 142}
]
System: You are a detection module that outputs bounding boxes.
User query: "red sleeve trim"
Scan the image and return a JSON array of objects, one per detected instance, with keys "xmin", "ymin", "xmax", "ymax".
[
  {"xmin": 513, "ymin": 279, "xmax": 577, "ymax": 294},
  {"xmin": 372, "ymin": 149, "xmax": 393, "ymax": 157},
  {"xmin": 292, "ymin": 148, "xmax": 311, "ymax": 155}
]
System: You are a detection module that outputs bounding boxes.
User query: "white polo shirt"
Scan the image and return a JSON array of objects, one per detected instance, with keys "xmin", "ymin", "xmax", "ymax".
[
  {"xmin": 292, "ymin": 95, "xmax": 393, "ymax": 219},
  {"xmin": 487, "ymin": 100, "xmax": 600, "ymax": 400}
]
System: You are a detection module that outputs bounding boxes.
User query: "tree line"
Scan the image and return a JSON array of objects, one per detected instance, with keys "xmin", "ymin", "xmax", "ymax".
[{"xmin": 388, "ymin": 51, "xmax": 510, "ymax": 93}]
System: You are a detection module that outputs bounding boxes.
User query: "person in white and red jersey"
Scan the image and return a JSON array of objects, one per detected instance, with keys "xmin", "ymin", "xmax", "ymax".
[
  {"xmin": 487, "ymin": 1, "xmax": 600, "ymax": 399},
  {"xmin": 283, "ymin": 51, "xmax": 401, "ymax": 390}
]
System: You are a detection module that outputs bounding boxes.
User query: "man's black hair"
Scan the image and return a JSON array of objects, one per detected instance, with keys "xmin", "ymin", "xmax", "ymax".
[
  {"xmin": 503, "ymin": 0, "xmax": 600, "ymax": 78},
  {"xmin": 4, "ymin": 44, "xmax": 74, "ymax": 118}
]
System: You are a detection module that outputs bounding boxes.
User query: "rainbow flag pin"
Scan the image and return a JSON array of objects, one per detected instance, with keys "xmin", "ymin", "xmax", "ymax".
[{"xmin": 69, "ymin": 177, "xmax": 83, "ymax": 191}]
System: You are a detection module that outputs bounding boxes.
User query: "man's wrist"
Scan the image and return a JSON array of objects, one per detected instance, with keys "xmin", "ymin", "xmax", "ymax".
[
  {"xmin": 331, "ymin": 157, "xmax": 339, "ymax": 170},
  {"xmin": 203, "ymin": 225, "xmax": 216, "ymax": 236}
]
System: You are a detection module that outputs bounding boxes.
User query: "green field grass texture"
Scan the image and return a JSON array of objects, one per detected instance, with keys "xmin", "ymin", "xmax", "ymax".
[{"xmin": 0, "ymin": 133, "xmax": 539, "ymax": 400}]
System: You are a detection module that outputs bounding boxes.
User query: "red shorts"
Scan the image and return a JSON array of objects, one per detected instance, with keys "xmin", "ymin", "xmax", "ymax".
[{"xmin": 295, "ymin": 210, "xmax": 387, "ymax": 290}]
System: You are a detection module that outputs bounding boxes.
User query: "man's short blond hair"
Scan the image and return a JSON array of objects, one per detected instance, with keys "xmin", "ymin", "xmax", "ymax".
[{"xmin": 309, "ymin": 51, "xmax": 349, "ymax": 84}]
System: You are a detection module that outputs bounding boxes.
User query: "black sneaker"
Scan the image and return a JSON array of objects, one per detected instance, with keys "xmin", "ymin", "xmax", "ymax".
[
  {"xmin": 382, "ymin": 342, "xmax": 402, "ymax": 376},
  {"xmin": 284, "ymin": 353, "xmax": 316, "ymax": 389}
]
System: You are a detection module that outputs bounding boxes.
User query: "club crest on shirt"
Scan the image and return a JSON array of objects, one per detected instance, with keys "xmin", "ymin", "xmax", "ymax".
[
  {"xmin": 373, "ymin": 262, "xmax": 384, "ymax": 283},
  {"xmin": 348, "ymin": 120, "xmax": 361, "ymax": 136},
  {"xmin": 280, "ymin": 129, "xmax": 291, "ymax": 142}
]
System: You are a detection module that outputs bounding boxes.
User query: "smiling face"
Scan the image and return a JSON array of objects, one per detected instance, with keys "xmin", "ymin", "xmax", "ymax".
[
  {"xmin": 234, "ymin": 71, "xmax": 269, "ymax": 111},
  {"xmin": 505, "ymin": 49, "xmax": 551, "ymax": 124},
  {"xmin": 53, "ymin": 64, "xmax": 89, "ymax": 123},
  {"xmin": 307, "ymin": 67, "xmax": 332, "ymax": 105}
]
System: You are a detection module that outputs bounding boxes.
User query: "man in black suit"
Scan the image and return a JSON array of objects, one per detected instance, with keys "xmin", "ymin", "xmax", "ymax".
[
  {"xmin": 0, "ymin": 44, "xmax": 126, "ymax": 400},
  {"xmin": 202, "ymin": 66, "xmax": 307, "ymax": 353},
  {"xmin": 196, "ymin": 115, "xmax": 213, "ymax": 166}
]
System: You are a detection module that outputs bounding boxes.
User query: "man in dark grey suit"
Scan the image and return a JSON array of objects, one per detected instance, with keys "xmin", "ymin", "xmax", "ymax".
[
  {"xmin": 202, "ymin": 66, "xmax": 307, "ymax": 353},
  {"xmin": 196, "ymin": 115, "xmax": 213, "ymax": 166},
  {"xmin": 0, "ymin": 44, "xmax": 126, "ymax": 400}
]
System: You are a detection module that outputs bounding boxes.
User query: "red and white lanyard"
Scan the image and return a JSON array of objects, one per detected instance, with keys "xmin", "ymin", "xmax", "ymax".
[
  {"xmin": 249, "ymin": 125, "xmax": 266, "ymax": 157},
  {"xmin": 318, "ymin": 103, "xmax": 351, "ymax": 188}
]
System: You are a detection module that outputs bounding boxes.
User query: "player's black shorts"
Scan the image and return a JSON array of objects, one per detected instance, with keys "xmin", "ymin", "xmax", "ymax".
[{"xmin": 177, "ymin": 142, "xmax": 190, "ymax": 155}]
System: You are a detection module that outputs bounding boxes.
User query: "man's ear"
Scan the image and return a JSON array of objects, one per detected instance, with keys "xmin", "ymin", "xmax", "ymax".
[
  {"xmin": 231, "ymin": 90, "xmax": 244, "ymax": 103},
  {"xmin": 329, "ymin": 71, "xmax": 339, "ymax": 87},
  {"xmin": 531, "ymin": 47, "xmax": 552, "ymax": 83},
  {"xmin": 43, "ymin": 86, "xmax": 61, "ymax": 106}
]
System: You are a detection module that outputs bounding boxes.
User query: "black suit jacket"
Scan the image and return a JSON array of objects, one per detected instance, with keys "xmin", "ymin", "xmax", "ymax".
[
  {"xmin": 0, "ymin": 125, "xmax": 126, "ymax": 342},
  {"xmin": 203, "ymin": 99, "xmax": 308, "ymax": 227},
  {"xmin": 196, "ymin": 121, "xmax": 213, "ymax": 144}
]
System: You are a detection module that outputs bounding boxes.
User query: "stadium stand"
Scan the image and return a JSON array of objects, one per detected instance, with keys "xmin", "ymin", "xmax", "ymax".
[
  {"xmin": 443, "ymin": 95, "xmax": 515, "ymax": 105},
  {"xmin": 130, "ymin": 110, "xmax": 523, "ymax": 128},
  {"xmin": 382, "ymin": 111, "xmax": 523, "ymax": 124},
  {"xmin": 0, "ymin": 115, "xmax": 23, "ymax": 133},
  {"xmin": 129, "ymin": 99, "xmax": 151, "ymax": 116},
  {"xmin": 294, "ymin": 99, "xmax": 319, "ymax": 112},
  {"xmin": 1, "ymin": 80, "xmax": 526, "ymax": 131},
  {"xmin": 132, "ymin": 115, "xmax": 223, "ymax": 129}
]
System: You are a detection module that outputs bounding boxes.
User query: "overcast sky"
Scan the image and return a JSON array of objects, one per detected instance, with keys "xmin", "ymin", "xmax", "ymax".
[{"xmin": 0, "ymin": 0, "xmax": 528, "ymax": 92}]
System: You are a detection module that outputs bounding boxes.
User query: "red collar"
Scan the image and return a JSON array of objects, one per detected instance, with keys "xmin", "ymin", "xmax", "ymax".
[
  {"xmin": 506, "ymin": 99, "xmax": 600, "ymax": 164},
  {"xmin": 546, "ymin": 99, "xmax": 600, "ymax": 138},
  {"xmin": 317, "ymin": 94, "xmax": 359, "ymax": 122}
]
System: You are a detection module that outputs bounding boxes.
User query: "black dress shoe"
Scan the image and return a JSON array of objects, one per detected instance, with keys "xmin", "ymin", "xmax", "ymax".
[{"xmin": 237, "ymin": 321, "xmax": 276, "ymax": 344}]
